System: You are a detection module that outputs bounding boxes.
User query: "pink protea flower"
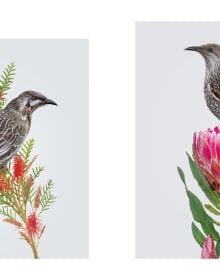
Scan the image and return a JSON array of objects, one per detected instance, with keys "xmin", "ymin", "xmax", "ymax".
[
  {"xmin": 193, "ymin": 126, "xmax": 220, "ymax": 193},
  {"xmin": 201, "ymin": 235, "xmax": 217, "ymax": 259}
]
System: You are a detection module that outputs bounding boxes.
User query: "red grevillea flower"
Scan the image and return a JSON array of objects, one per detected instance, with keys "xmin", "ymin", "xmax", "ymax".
[
  {"xmin": 193, "ymin": 126, "xmax": 220, "ymax": 193},
  {"xmin": 13, "ymin": 155, "xmax": 25, "ymax": 181},
  {"xmin": 201, "ymin": 235, "xmax": 217, "ymax": 259},
  {"xmin": 27, "ymin": 212, "xmax": 42, "ymax": 237}
]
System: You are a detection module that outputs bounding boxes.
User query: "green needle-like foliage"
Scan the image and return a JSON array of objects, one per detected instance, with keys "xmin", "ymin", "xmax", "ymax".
[
  {"xmin": 0, "ymin": 62, "xmax": 15, "ymax": 108},
  {"xmin": 19, "ymin": 138, "xmax": 35, "ymax": 165},
  {"xmin": 40, "ymin": 180, "xmax": 56, "ymax": 214}
]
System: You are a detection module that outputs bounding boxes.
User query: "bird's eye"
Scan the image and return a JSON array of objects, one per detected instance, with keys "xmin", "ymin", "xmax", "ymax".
[
  {"xmin": 31, "ymin": 96, "xmax": 37, "ymax": 100},
  {"xmin": 208, "ymin": 48, "xmax": 213, "ymax": 53}
]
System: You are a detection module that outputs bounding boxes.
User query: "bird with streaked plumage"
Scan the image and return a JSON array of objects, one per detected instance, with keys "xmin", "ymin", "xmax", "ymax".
[
  {"xmin": 0, "ymin": 90, "xmax": 57, "ymax": 168},
  {"xmin": 185, "ymin": 43, "xmax": 220, "ymax": 120}
]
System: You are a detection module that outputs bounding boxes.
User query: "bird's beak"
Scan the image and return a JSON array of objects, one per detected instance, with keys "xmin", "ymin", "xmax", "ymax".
[
  {"xmin": 45, "ymin": 98, "xmax": 58, "ymax": 106},
  {"xmin": 185, "ymin": 46, "xmax": 202, "ymax": 53}
]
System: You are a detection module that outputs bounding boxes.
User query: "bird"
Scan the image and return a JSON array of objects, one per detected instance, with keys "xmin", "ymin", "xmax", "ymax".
[
  {"xmin": 185, "ymin": 43, "xmax": 220, "ymax": 120},
  {"xmin": 0, "ymin": 90, "xmax": 57, "ymax": 168}
]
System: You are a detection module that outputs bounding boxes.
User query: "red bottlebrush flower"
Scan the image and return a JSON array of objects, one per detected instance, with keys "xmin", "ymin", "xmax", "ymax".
[
  {"xmin": 13, "ymin": 155, "xmax": 25, "ymax": 181},
  {"xmin": 0, "ymin": 173, "xmax": 10, "ymax": 191},
  {"xmin": 27, "ymin": 212, "xmax": 42, "ymax": 237}
]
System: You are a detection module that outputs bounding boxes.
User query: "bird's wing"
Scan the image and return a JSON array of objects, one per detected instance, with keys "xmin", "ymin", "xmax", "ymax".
[
  {"xmin": 210, "ymin": 81, "xmax": 220, "ymax": 100},
  {"xmin": 0, "ymin": 118, "xmax": 26, "ymax": 166}
]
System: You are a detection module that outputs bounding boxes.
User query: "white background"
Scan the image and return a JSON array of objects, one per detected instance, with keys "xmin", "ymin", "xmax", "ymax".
[{"xmin": 0, "ymin": 0, "xmax": 219, "ymax": 279}]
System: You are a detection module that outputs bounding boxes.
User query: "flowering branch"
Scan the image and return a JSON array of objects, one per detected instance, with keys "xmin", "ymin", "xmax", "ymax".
[
  {"xmin": 0, "ymin": 139, "xmax": 56, "ymax": 258},
  {"xmin": 0, "ymin": 62, "xmax": 56, "ymax": 258}
]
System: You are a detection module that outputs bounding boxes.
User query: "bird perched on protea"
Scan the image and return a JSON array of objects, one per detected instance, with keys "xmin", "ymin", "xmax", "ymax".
[
  {"xmin": 185, "ymin": 43, "xmax": 220, "ymax": 120},
  {"xmin": 193, "ymin": 126, "xmax": 220, "ymax": 193},
  {"xmin": 0, "ymin": 91, "xmax": 57, "ymax": 168}
]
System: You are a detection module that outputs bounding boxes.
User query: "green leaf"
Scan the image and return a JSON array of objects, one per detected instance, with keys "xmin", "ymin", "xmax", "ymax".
[
  {"xmin": 204, "ymin": 204, "xmax": 220, "ymax": 215},
  {"xmin": 191, "ymin": 222, "xmax": 205, "ymax": 248},
  {"xmin": 187, "ymin": 153, "xmax": 220, "ymax": 209},
  {"xmin": 177, "ymin": 166, "xmax": 186, "ymax": 186},
  {"xmin": 211, "ymin": 218, "xmax": 220, "ymax": 226},
  {"xmin": 177, "ymin": 163, "xmax": 219, "ymax": 239},
  {"xmin": 18, "ymin": 138, "xmax": 35, "ymax": 165},
  {"xmin": 0, "ymin": 62, "xmax": 16, "ymax": 108},
  {"xmin": 39, "ymin": 180, "xmax": 56, "ymax": 214},
  {"xmin": 0, "ymin": 205, "xmax": 17, "ymax": 220},
  {"xmin": 31, "ymin": 165, "xmax": 44, "ymax": 180},
  {"xmin": 216, "ymin": 240, "xmax": 220, "ymax": 257},
  {"xmin": 186, "ymin": 189, "xmax": 219, "ymax": 241}
]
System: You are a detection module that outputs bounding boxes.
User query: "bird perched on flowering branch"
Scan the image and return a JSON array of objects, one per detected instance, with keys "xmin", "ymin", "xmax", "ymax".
[
  {"xmin": 0, "ymin": 90, "xmax": 57, "ymax": 169},
  {"xmin": 185, "ymin": 43, "xmax": 220, "ymax": 120},
  {"xmin": 0, "ymin": 62, "xmax": 57, "ymax": 258}
]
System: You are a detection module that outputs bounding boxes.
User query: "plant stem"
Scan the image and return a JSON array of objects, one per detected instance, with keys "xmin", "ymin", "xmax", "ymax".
[{"xmin": 29, "ymin": 235, "xmax": 39, "ymax": 259}]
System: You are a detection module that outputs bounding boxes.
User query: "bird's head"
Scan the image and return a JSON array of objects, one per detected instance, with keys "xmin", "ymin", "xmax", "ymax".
[
  {"xmin": 185, "ymin": 43, "xmax": 220, "ymax": 77},
  {"xmin": 7, "ymin": 90, "xmax": 57, "ymax": 116}
]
